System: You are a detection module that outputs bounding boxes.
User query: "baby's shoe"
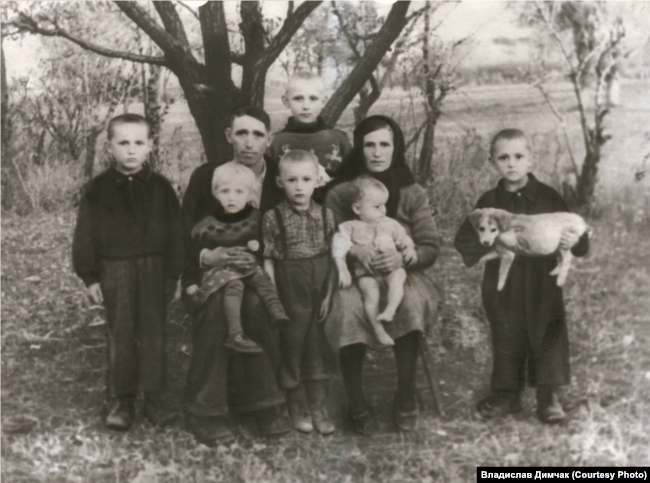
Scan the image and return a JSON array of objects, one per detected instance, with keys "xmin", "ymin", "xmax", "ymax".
[
  {"xmin": 286, "ymin": 386, "xmax": 313, "ymax": 433},
  {"xmin": 477, "ymin": 392, "xmax": 522, "ymax": 419},
  {"xmin": 536, "ymin": 387, "xmax": 565, "ymax": 424},
  {"xmin": 105, "ymin": 396, "xmax": 135, "ymax": 431},
  {"xmin": 224, "ymin": 333, "xmax": 263, "ymax": 354},
  {"xmin": 143, "ymin": 393, "xmax": 180, "ymax": 427}
]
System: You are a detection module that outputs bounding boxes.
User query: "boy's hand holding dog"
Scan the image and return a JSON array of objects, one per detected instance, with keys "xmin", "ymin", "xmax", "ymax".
[{"xmin": 559, "ymin": 228, "xmax": 580, "ymax": 250}]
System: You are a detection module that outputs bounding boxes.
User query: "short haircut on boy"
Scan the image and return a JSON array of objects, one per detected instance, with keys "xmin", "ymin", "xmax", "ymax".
[
  {"xmin": 278, "ymin": 149, "xmax": 319, "ymax": 175},
  {"xmin": 107, "ymin": 113, "xmax": 151, "ymax": 140},
  {"xmin": 286, "ymin": 71, "xmax": 323, "ymax": 91},
  {"xmin": 229, "ymin": 106, "xmax": 271, "ymax": 132},
  {"xmin": 349, "ymin": 175, "xmax": 389, "ymax": 205},
  {"xmin": 489, "ymin": 128, "xmax": 530, "ymax": 158},
  {"xmin": 211, "ymin": 161, "xmax": 256, "ymax": 195}
]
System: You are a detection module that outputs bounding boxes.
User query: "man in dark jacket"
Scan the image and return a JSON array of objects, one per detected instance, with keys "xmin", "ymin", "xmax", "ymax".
[{"xmin": 181, "ymin": 106, "xmax": 289, "ymax": 444}]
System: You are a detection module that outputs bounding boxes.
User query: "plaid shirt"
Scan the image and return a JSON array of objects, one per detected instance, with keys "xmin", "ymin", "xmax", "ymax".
[{"xmin": 263, "ymin": 200, "xmax": 335, "ymax": 260}]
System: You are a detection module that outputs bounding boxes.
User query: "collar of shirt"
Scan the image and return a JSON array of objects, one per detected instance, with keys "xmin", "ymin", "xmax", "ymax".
[
  {"xmin": 496, "ymin": 172, "xmax": 539, "ymax": 204},
  {"xmin": 280, "ymin": 199, "xmax": 321, "ymax": 219},
  {"xmin": 249, "ymin": 160, "xmax": 266, "ymax": 209},
  {"xmin": 110, "ymin": 164, "xmax": 152, "ymax": 186}
]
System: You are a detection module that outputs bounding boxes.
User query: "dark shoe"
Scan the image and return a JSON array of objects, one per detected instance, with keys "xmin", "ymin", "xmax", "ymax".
[
  {"xmin": 393, "ymin": 393, "xmax": 418, "ymax": 432},
  {"xmin": 105, "ymin": 397, "xmax": 135, "ymax": 431},
  {"xmin": 477, "ymin": 393, "xmax": 522, "ymax": 419},
  {"xmin": 286, "ymin": 386, "xmax": 313, "ymax": 433},
  {"xmin": 185, "ymin": 412, "xmax": 235, "ymax": 446},
  {"xmin": 143, "ymin": 394, "xmax": 180, "ymax": 427},
  {"xmin": 536, "ymin": 388, "xmax": 566, "ymax": 424},
  {"xmin": 270, "ymin": 316, "xmax": 291, "ymax": 329},
  {"xmin": 348, "ymin": 409, "xmax": 377, "ymax": 436},
  {"xmin": 255, "ymin": 405, "xmax": 292, "ymax": 437},
  {"xmin": 224, "ymin": 333, "xmax": 263, "ymax": 354}
]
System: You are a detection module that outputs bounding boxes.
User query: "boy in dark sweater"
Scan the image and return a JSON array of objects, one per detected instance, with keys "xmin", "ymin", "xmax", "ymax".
[
  {"xmin": 454, "ymin": 129, "xmax": 590, "ymax": 424},
  {"xmin": 268, "ymin": 71, "xmax": 351, "ymax": 200},
  {"xmin": 72, "ymin": 113, "xmax": 183, "ymax": 431}
]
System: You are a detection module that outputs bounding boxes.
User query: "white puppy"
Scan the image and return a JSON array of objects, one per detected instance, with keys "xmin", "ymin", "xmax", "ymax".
[{"xmin": 469, "ymin": 208, "xmax": 591, "ymax": 291}]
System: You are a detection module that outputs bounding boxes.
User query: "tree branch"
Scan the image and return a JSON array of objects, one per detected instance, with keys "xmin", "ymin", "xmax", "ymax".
[
  {"xmin": 5, "ymin": 13, "xmax": 166, "ymax": 66},
  {"xmin": 154, "ymin": 2, "xmax": 191, "ymax": 51}
]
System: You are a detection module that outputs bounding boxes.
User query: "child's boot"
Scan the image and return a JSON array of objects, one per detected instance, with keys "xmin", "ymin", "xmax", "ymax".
[
  {"xmin": 105, "ymin": 396, "xmax": 135, "ymax": 431},
  {"xmin": 286, "ymin": 385, "xmax": 313, "ymax": 433},
  {"xmin": 536, "ymin": 387, "xmax": 565, "ymax": 424},
  {"xmin": 306, "ymin": 380, "xmax": 335, "ymax": 435},
  {"xmin": 143, "ymin": 393, "xmax": 180, "ymax": 427},
  {"xmin": 224, "ymin": 332, "xmax": 264, "ymax": 354}
]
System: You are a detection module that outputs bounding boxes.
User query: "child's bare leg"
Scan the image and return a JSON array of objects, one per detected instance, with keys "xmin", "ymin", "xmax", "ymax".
[
  {"xmin": 378, "ymin": 268, "xmax": 407, "ymax": 323},
  {"xmin": 223, "ymin": 279, "xmax": 262, "ymax": 353},
  {"xmin": 357, "ymin": 276, "xmax": 394, "ymax": 347}
]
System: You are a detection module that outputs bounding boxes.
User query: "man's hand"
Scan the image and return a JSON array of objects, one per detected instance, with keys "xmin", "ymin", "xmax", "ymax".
[
  {"xmin": 202, "ymin": 246, "xmax": 255, "ymax": 271},
  {"xmin": 371, "ymin": 250, "xmax": 404, "ymax": 274},
  {"xmin": 338, "ymin": 266, "xmax": 352, "ymax": 289},
  {"xmin": 559, "ymin": 229, "xmax": 580, "ymax": 250},
  {"xmin": 348, "ymin": 244, "xmax": 374, "ymax": 274},
  {"xmin": 186, "ymin": 284, "xmax": 199, "ymax": 296},
  {"xmin": 87, "ymin": 283, "xmax": 103, "ymax": 305}
]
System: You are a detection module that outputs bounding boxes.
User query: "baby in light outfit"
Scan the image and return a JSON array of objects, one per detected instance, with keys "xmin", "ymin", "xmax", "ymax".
[{"xmin": 332, "ymin": 176, "xmax": 417, "ymax": 347}]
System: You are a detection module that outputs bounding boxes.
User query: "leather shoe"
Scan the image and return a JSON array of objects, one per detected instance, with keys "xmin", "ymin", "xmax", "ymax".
[
  {"xmin": 536, "ymin": 388, "xmax": 566, "ymax": 424},
  {"xmin": 254, "ymin": 405, "xmax": 292, "ymax": 437},
  {"xmin": 185, "ymin": 412, "xmax": 235, "ymax": 446},
  {"xmin": 105, "ymin": 397, "xmax": 135, "ymax": 431},
  {"xmin": 393, "ymin": 393, "xmax": 418, "ymax": 432},
  {"xmin": 143, "ymin": 394, "xmax": 180, "ymax": 427},
  {"xmin": 348, "ymin": 409, "xmax": 377, "ymax": 436}
]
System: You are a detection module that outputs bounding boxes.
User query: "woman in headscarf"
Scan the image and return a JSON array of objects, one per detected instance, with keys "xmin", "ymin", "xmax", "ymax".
[{"xmin": 325, "ymin": 115, "xmax": 440, "ymax": 434}]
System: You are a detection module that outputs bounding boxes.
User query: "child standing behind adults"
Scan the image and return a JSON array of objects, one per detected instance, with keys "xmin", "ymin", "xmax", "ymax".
[
  {"xmin": 454, "ymin": 129, "xmax": 590, "ymax": 423},
  {"xmin": 262, "ymin": 149, "xmax": 337, "ymax": 435},
  {"xmin": 72, "ymin": 113, "xmax": 183, "ymax": 431},
  {"xmin": 268, "ymin": 71, "xmax": 352, "ymax": 199}
]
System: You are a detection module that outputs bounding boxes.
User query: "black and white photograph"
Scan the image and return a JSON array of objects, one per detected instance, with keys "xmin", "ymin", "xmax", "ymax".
[{"xmin": 1, "ymin": 0, "xmax": 649, "ymax": 481}]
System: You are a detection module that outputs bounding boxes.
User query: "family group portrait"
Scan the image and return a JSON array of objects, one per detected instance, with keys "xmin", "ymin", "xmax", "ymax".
[{"xmin": 1, "ymin": 0, "xmax": 649, "ymax": 481}]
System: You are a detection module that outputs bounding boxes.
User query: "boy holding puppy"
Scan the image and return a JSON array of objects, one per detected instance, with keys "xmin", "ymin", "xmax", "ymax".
[{"xmin": 454, "ymin": 129, "xmax": 590, "ymax": 423}]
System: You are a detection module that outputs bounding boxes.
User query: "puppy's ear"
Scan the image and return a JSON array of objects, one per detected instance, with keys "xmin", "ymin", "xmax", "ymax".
[
  {"xmin": 468, "ymin": 209, "xmax": 483, "ymax": 229},
  {"xmin": 493, "ymin": 209, "xmax": 511, "ymax": 231}
]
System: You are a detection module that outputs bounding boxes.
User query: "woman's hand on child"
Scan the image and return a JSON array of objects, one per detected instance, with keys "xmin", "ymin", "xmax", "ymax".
[
  {"xmin": 372, "ymin": 250, "xmax": 404, "ymax": 274},
  {"xmin": 87, "ymin": 283, "xmax": 103, "ymax": 305},
  {"xmin": 186, "ymin": 284, "xmax": 199, "ymax": 296},
  {"xmin": 403, "ymin": 247, "xmax": 418, "ymax": 267},
  {"xmin": 202, "ymin": 246, "xmax": 255, "ymax": 271},
  {"xmin": 559, "ymin": 229, "xmax": 580, "ymax": 250}
]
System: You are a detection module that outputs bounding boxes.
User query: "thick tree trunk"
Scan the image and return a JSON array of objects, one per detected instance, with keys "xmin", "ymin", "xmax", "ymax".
[{"xmin": 83, "ymin": 129, "xmax": 100, "ymax": 179}]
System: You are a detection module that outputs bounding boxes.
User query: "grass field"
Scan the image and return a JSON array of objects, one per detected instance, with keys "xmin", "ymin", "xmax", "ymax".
[{"xmin": 2, "ymin": 81, "xmax": 650, "ymax": 482}]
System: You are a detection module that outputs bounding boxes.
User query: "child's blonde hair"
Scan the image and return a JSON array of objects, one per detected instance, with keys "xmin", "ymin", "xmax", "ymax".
[
  {"xmin": 278, "ymin": 149, "xmax": 331, "ymax": 187},
  {"xmin": 285, "ymin": 71, "xmax": 324, "ymax": 94},
  {"xmin": 211, "ymin": 161, "xmax": 256, "ymax": 195},
  {"xmin": 349, "ymin": 175, "xmax": 389, "ymax": 205}
]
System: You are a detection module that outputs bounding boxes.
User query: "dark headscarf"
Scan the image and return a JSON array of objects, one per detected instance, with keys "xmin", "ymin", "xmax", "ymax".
[{"xmin": 330, "ymin": 115, "xmax": 415, "ymax": 218}]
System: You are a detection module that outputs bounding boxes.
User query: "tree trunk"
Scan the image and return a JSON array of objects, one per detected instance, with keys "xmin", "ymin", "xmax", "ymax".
[
  {"xmin": 144, "ymin": 64, "xmax": 163, "ymax": 168},
  {"xmin": 1, "ymin": 42, "xmax": 10, "ymax": 153},
  {"xmin": 83, "ymin": 129, "xmax": 100, "ymax": 179}
]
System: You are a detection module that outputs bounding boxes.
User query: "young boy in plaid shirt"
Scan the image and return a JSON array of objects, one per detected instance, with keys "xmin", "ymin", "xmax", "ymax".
[{"xmin": 262, "ymin": 149, "xmax": 337, "ymax": 434}]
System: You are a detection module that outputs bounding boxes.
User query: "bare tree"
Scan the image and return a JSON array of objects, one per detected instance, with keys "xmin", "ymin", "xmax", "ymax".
[
  {"xmin": 526, "ymin": 1, "xmax": 625, "ymax": 207},
  {"xmin": 5, "ymin": 1, "xmax": 414, "ymax": 163}
]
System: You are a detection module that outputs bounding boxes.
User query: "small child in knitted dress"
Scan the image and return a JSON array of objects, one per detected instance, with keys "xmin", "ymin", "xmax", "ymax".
[
  {"xmin": 332, "ymin": 176, "xmax": 417, "ymax": 348},
  {"xmin": 185, "ymin": 161, "xmax": 290, "ymax": 353}
]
